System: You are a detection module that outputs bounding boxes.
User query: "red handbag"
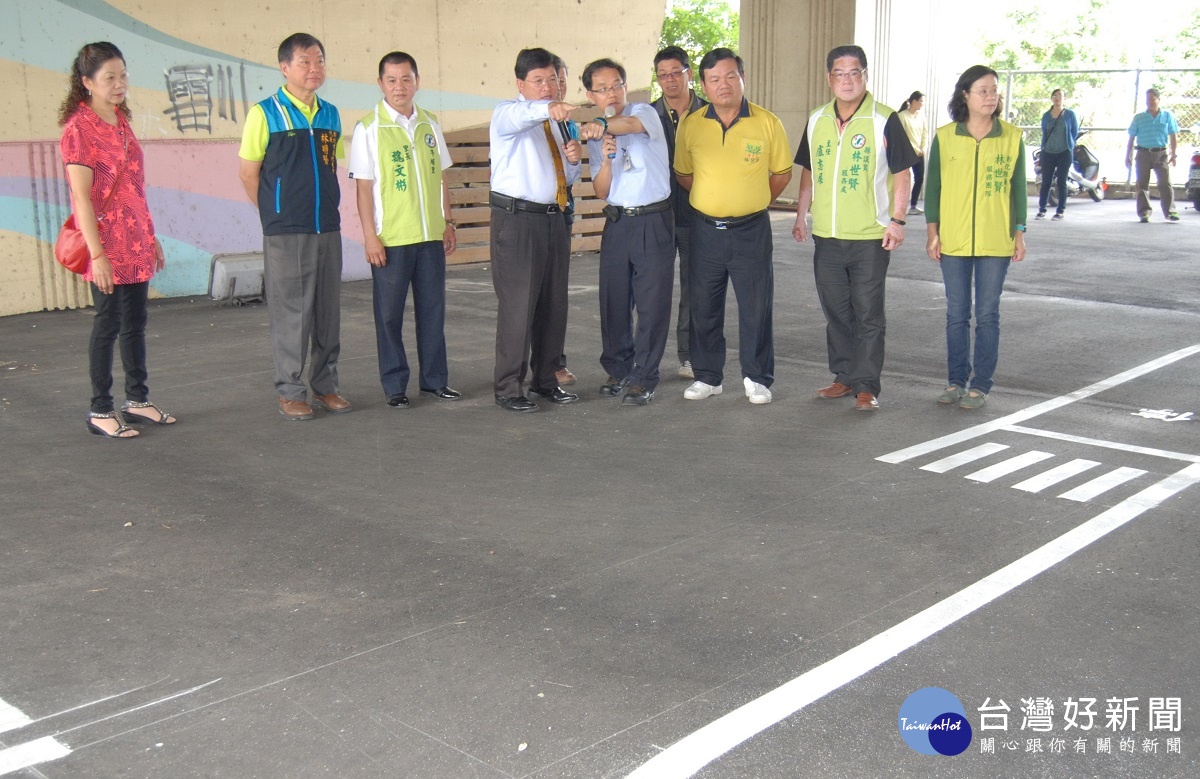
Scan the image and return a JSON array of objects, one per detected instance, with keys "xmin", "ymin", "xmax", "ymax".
[
  {"xmin": 55, "ymin": 167, "xmax": 122, "ymax": 275},
  {"xmin": 54, "ymin": 213, "xmax": 91, "ymax": 274}
]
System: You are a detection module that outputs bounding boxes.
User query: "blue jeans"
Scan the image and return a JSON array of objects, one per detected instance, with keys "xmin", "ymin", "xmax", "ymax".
[
  {"xmin": 940, "ymin": 255, "xmax": 1010, "ymax": 395},
  {"xmin": 1038, "ymin": 149, "xmax": 1071, "ymax": 214}
]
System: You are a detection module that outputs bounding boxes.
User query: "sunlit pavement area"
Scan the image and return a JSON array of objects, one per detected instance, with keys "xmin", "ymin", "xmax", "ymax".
[{"xmin": 1, "ymin": 196, "xmax": 1198, "ymax": 778}]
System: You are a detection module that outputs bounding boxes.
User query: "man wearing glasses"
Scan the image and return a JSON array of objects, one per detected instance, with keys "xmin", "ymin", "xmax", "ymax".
[
  {"xmin": 673, "ymin": 48, "xmax": 792, "ymax": 405},
  {"xmin": 651, "ymin": 46, "xmax": 707, "ymax": 381},
  {"xmin": 578, "ymin": 58, "xmax": 673, "ymax": 406},
  {"xmin": 792, "ymin": 45, "xmax": 917, "ymax": 412},
  {"xmin": 489, "ymin": 48, "xmax": 583, "ymax": 412}
]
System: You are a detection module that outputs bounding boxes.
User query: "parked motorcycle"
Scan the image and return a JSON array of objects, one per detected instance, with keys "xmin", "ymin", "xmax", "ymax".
[
  {"xmin": 1187, "ymin": 149, "xmax": 1200, "ymax": 212},
  {"xmin": 1033, "ymin": 130, "xmax": 1106, "ymax": 205}
]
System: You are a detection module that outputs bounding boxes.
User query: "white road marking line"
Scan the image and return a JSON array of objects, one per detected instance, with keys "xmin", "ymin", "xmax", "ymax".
[
  {"xmin": 0, "ymin": 736, "xmax": 71, "ymax": 776},
  {"xmin": 1059, "ymin": 466, "xmax": 1148, "ymax": 502},
  {"xmin": 877, "ymin": 343, "xmax": 1200, "ymax": 464},
  {"xmin": 1003, "ymin": 425, "xmax": 1200, "ymax": 463},
  {"xmin": 966, "ymin": 451, "xmax": 1055, "ymax": 483},
  {"xmin": 624, "ymin": 463, "xmax": 1200, "ymax": 779},
  {"xmin": 0, "ymin": 698, "xmax": 31, "ymax": 735},
  {"xmin": 1013, "ymin": 459, "xmax": 1102, "ymax": 493},
  {"xmin": 919, "ymin": 442, "xmax": 1008, "ymax": 473},
  {"xmin": 52, "ymin": 678, "xmax": 221, "ymax": 738}
]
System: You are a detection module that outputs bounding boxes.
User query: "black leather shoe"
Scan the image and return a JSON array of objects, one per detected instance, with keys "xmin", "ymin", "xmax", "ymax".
[
  {"xmin": 529, "ymin": 386, "xmax": 580, "ymax": 404},
  {"xmin": 386, "ymin": 394, "xmax": 410, "ymax": 409},
  {"xmin": 621, "ymin": 386, "xmax": 654, "ymax": 406},
  {"xmin": 599, "ymin": 375, "xmax": 630, "ymax": 396},
  {"xmin": 495, "ymin": 395, "xmax": 539, "ymax": 413},
  {"xmin": 420, "ymin": 386, "xmax": 462, "ymax": 400}
]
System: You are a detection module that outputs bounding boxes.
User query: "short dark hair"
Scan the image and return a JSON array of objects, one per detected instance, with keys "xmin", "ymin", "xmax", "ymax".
[
  {"xmin": 278, "ymin": 33, "xmax": 324, "ymax": 64},
  {"xmin": 582, "ymin": 58, "xmax": 626, "ymax": 91},
  {"xmin": 378, "ymin": 51, "xmax": 419, "ymax": 79},
  {"xmin": 698, "ymin": 48, "xmax": 743, "ymax": 81},
  {"xmin": 515, "ymin": 48, "xmax": 556, "ymax": 80},
  {"xmin": 826, "ymin": 45, "xmax": 867, "ymax": 72},
  {"xmin": 654, "ymin": 46, "xmax": 689, "ymax": 70},
  {"xmin": 1147, "ymin": 88, "xmax": 1161, "ymax": 99},
  {"xmin": 552, "ymin": 54, "xmax": 567, "ymax": 75},
  {"xmin": 948, "ymin": 65, "xmax": 1000, "ymax": 122}
]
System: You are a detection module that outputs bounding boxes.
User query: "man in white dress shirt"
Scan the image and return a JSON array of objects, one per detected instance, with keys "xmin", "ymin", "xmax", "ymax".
[
  {"xmin": 578, "ymin": 58, "xmax": 674, "ymax": 406},
  {"xmin": 489, "ymin": 48, "xmax": 583, "ymax": 413}
]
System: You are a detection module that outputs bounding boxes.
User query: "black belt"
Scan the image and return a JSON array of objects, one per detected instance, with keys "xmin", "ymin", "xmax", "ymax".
[
  {"xmin": 696, "ymin": 209, "xmax": 767, "ymax": 230},
  {"xmin": 614, "ymin": 199, "xmax": 672, "ymax": 217},
  {"xmin": 1136, "ymin": 146, "xmax": 1166, "ymax": 152},
  {"xmin": 489, "ymin": 192, "xmax": 560, "ymax": 214}
]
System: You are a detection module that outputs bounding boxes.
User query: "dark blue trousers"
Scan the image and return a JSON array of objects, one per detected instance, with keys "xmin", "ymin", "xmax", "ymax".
[
  {"xmin": 371, "ymin": 240, "xmax": 449, "ymax": 396},
  {"xmin": 598, "ymin": 209, "xmax": 675, "ymax": 391},
  {"xmin": 687, "ymin": 212, "xmax": 774, "ymax": 388}
]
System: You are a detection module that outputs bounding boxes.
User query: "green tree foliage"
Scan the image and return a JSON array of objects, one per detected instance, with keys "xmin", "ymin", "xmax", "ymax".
[
  {"xmin": 978, "ymin": 0, "xmax": 1200, "ymax": 145},
  {"xmin": 658, "ymin": 0, "xmax": 740, "ymax": 85}
]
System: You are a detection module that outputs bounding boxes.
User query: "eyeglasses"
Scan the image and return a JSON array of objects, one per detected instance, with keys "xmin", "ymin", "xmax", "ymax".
[
  {"xmin": 830, "ymin": 69, "xmax": 864, "ymax": 81},
  {"xmin": 524, "ymin": 77, "xmax": 560, "ymax": 89},
  {"xmin": 970, "ymin": 88, "xmax": 1000, "ymax": 97},
  {"xmin": 656, "ymin": 69, "xmax": 687, "ymax": 81},
  {"xmin": 590, "ymin": 82, "xmax": 626, "ymax": 96}
]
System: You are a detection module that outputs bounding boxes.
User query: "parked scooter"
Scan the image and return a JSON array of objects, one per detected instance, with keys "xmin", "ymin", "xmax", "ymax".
[
  {"xmin": 1186, "ymin": 131, "xmax": 1200, "ymax": 211},
  {"xmin": 1033, "ymin": 130, "xmax": 1106, "ymax": 205}
]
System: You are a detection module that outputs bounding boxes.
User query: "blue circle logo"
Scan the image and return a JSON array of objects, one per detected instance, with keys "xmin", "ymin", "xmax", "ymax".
[{"xmin": 898, "ymin": 687, "xmax": 973, "ymax": 756}]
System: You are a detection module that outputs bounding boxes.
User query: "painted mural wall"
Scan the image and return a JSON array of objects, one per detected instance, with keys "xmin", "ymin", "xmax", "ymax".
[{"xmin": 0, "ymin": 0, "xmax": 665, "ymax": 316}]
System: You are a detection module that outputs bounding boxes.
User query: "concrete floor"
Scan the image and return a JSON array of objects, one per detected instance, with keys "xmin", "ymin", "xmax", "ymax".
[{"xmin": 1, "ymin": 196, "xmax": 1198, "ymax": 778}]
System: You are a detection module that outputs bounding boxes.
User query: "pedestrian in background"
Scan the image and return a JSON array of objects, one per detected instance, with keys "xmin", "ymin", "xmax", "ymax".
[
  {"xmin": 1125, "ymin": 88, "xmax": 1180, "ymax": 223},
  {"xmin": 1037, "ymin": 88, "xmax": 1078, "ymax": 221},
  {"xmin": 898, "ymin": 90, "xmax": 928, "ymax": 215}
]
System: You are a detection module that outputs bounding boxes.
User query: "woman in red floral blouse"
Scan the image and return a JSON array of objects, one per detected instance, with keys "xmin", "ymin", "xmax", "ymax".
[{"xmin": 60, "ymin": 42, "xmax": 177, "ymax": 438}]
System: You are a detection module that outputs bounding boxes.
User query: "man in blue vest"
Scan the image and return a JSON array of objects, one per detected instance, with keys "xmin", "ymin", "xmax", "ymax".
[
  {"xmin": 349, "ymin": 51, "xmax": 461, "ymax": 410},
  {"xmin": 239, "ymin": 33, "xmax": 348, "ymax": 421}
]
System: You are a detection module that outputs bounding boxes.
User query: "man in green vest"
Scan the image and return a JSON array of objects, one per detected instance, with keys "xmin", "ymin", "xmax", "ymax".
[
  {"xmin": 792, "ymin": 44, "xmax": 917, "ymax": 411},
  {"xmin": 349, "ymin": 51, "xmax": 461, "ymax": 409}
]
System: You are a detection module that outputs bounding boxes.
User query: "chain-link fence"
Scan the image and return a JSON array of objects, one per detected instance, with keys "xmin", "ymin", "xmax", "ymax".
[{"xmin": 1000, "ymin": 68, "xmax": 1200, "ymax": 182}]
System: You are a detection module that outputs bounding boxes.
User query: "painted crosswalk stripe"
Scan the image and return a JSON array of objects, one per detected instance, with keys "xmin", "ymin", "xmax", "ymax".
[
  {"xmin": 966, "ymin": 451, "xmax": 1055, "ymax": 483},
  {"xmin": 0, "ymin": 698, "xmax": 31, "ymax": 735},
  {"xmin": 0, "ymin": 737, "xmax": 71, "ymax": 775},
  {"xmin": 920, "ymin": 442, "xmax": 1008, "ymax": 473},
  {"xmin": 1013, "ymin": 459, "xmax": 1102, "ymax": 493},
  {"xmin": 625, "ymin": 462, "xmax": 1200, "ymax": 779},
  {"xmin": 1060, "ymin": 466, "xmax": 1147, "ymax": 502}
]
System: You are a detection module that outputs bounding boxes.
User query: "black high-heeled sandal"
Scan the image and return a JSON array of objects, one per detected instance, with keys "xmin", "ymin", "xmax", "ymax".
[
  {"xmin": 122, "ymin": 401, "xmax": 177, "ymax": 425},
  {"xmin": 87, "ymin": 411, "xmax": 139, "ymax": 439}
]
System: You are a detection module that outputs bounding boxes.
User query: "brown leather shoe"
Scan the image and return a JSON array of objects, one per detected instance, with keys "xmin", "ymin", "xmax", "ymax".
[
  {"xmin": 555, "ymin": 368, "xmax": 577, "ymax": 386},
  {"xmin": 817, "ymin": 381, "xmax": 854, "ymax": 399},
  {"xmin": 313, "ymin": 393, "xmax": 352, "ymax": 413},
  {"xmin": 854, "ymin": 391, "xmax": 879, "ymax": 411},
  {"xmin": 278, "ymin": 397, "xmax": 314, "ymax": 420}
]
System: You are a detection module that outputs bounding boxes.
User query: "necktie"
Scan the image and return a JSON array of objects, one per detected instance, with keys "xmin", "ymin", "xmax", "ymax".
[{"xmin": 542, "ymin": 120, "xmax": 568, "ymax": 209}]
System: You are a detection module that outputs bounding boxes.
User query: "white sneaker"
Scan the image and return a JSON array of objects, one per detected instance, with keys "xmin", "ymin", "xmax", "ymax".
[
  {"xmin": 684, "ymin": 381, "xmax": 722, "ymax": 400},
  {"xmin": 678, "ymin": 360, "xmax": 694, "ymax": 379},
  {"xmin": 743, "ymin": 377, "xmax": 772, "ymax": 404}
]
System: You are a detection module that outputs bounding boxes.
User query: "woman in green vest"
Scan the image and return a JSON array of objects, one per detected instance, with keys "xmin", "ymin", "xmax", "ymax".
[{"xmin": 924, "ymin": 65, "xmax": 1027, "ymax": 410}]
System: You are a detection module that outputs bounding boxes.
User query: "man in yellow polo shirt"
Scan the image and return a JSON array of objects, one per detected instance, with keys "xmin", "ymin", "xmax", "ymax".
[
  {"xmin": 673, "ymin": 48, "xmax": 792, "ymax": 405},
  {"xmin": 238, "ymin": 33, "xmax": 348, "ymax": 421}
]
